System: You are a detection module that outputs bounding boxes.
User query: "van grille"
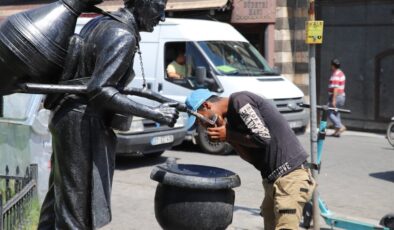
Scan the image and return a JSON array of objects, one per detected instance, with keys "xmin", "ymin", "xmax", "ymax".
[
  {"xmin": 142, "ymin": 119, "xmax": 170, "ymax": 132},
  {"xmin": 273, "ymin": 97, "xmax": 304, "ymax": 114}
]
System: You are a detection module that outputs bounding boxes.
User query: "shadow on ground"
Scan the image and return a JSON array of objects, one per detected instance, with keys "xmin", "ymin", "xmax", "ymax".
[
  {"xmin": 381, "ymin": 147, "xmax": 394, "ymax": 151},
  {"xmin": 369, "ymin": 171, "xmax": 394, "ymax": 183},
  {"xmin": 115, "ymin": 156, "xmax": 171, "ymax": 170},
  {"xmin": 171, "ymin": 141, "xmax": 202, "ymax": 153},
  {"xmin": 234, "ymin": 205, "xmax": 261, "ymax": 216},
  {"xmin": 172, "ymin": 142, "xmax": 237, "ymax": 156},
  {"xmin": 114, "ymin": 141, "xmax": 237, "ymax": 171},
  {"xmin": 233, "ymin": 205, "xmax": 333, "ymax": 230}
]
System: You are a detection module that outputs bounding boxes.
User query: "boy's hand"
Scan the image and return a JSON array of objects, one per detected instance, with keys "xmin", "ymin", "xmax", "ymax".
[{"xmin": 207, "ymin": 125, "xmax": 227, "ymax": 142}]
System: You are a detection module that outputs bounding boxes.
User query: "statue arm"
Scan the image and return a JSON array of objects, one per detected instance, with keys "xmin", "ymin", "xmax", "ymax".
[
  {"xmin": 86, "ymin": 28, "xmax": 161, "ymax": 120},
  {"xmin": 121, "ymin": 87, "xmax": 174, "ymax": 103}
]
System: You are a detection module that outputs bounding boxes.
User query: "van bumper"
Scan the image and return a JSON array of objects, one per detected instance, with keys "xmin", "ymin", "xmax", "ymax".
[
  {"xmin": 116, "ymin": 128, "xmax": 187, "ymax": 156},
  {"xmin": 281, "ymin": 109, "xmax": 309, "ymax": 129}
]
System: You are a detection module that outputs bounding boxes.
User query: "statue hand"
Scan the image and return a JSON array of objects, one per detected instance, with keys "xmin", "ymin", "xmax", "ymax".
[
  {"xmin": 175, "ymin": 103, "xmax": 188, "ymax": 112},
  {"xmin": 153, "ymin": 103, "xmax": 179, "ymax": 127}
]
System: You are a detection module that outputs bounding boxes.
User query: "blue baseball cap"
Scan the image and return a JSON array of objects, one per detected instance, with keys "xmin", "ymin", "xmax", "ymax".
[{"xmin": 185, "ymin": 89, "xmax": 215, "ymax": 129}]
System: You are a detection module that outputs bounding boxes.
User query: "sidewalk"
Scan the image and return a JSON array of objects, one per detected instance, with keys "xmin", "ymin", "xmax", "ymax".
[{"xmin": 103, "ymin": 130, "xmax": 393, "ymax": 229}]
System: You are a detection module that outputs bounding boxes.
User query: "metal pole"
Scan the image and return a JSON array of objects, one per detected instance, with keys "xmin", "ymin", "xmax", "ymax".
[
  {"xmin": 30, "ymin": 164, "xmax": 38, "ymax": 198},
  {"xmin": 0, "ymin": 192, "xmax": 3, "ymax": 230},
  {"xmin": 308, "ymin": 0, "xmax": 320, "ymax": 229}
]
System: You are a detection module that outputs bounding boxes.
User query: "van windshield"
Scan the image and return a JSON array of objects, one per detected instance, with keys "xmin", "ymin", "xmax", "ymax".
[{"xmin": 197, "ymin": 41, "xmax": 275, "ymax": 76}]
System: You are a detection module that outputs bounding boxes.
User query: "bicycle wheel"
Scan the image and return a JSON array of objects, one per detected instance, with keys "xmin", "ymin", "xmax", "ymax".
[{"xmin": 387, "ymin": 122, "xmax": 394, "ymax": 147}]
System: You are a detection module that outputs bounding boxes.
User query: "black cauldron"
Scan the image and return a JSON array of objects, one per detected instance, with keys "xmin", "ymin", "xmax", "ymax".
[
  {"xmin": 150, "ymin": 159, "xmax": 241, "ymax": 230},
  {"xmin": 0, "ymin": 0, "xmax": 99, "ymax": 94}
]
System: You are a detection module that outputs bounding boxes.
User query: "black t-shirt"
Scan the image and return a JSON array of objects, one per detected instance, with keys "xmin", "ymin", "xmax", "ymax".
[{"xmin": 226, "ymin": 91, "xmax": 308, "ymax": 182}]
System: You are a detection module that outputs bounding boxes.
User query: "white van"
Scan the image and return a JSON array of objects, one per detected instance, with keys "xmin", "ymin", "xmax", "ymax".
[{"xmin": 76, "ymin": 17, "xmax": 308, "ymax": 154}]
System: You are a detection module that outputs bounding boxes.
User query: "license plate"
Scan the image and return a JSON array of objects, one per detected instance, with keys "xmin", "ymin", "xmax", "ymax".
[
  {"xmin": 151, "ymin": 135, "xmax": 174, "ymax": 146},
  {"xmin": 289, "ymin": 121, "xmax": 303, "ymax": 128}
]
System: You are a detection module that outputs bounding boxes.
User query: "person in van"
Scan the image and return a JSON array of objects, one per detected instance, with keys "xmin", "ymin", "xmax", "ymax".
[{"xmin": 166, "ymin": 48, "xmax": 187, "ymax": 79}]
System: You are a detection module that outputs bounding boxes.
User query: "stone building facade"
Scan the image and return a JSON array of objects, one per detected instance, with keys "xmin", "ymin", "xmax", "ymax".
[{"xmin": 274, "ymin": 0, "xmax": 309, "ymax": 94}]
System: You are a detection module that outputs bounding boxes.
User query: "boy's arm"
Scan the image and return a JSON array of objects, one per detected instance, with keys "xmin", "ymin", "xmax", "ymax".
[
  {"xmin": 207, "ymin": 92, "xmax": 271, "ymax": 147},
  {"xmin": 207, "ymin": 125, "xmax": 259, "ymax": 148},
  {"xmin": 233, "ymin": 94, "xmax": 271, "ymax": 146},
  {"xmin": 226, "ymin": 128, "xmax": 260, "ymax": 148},
  {"xmin": 231, "ymin": 143, "xmax": 254, "ymax": 164}
]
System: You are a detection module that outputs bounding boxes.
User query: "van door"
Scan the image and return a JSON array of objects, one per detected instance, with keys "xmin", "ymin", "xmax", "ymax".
[
  {"xmin": 132, "ymin": 42, "xmax": 159, "ymax": 90},
  {"xmin": 124, "ymin": 26, "xmax": 161, "ymax": 106}
]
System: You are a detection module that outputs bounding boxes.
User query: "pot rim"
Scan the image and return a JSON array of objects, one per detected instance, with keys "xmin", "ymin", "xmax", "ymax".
[{"xmin": 150, "ymin": 163, "xmax": 241, "ymax": 190}]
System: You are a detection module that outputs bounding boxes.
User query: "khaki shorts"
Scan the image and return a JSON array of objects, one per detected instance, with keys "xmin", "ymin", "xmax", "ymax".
[{"xmin": 261, "ymin": 168, "xmax": 316, "ymax": 230}]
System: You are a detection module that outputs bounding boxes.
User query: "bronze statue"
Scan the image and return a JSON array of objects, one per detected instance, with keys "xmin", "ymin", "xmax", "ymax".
[{"xmin": 37, "ymin": 0, "xmax": 177, "ymax": 229}]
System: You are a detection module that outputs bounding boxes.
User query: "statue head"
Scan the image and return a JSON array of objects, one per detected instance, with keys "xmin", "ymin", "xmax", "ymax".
[{"xmin": 125, "ymin": 0, "xmax": 167, "ymax": 32}]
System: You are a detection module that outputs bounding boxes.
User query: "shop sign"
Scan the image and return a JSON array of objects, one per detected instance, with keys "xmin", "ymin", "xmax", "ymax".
[
  {"xmin": 231, "ymin": 0, "xmax": 276, "ymax": 23},
  {"xmin": 306, "ymin": 20, "xmax": 324, "ymax": 44}
]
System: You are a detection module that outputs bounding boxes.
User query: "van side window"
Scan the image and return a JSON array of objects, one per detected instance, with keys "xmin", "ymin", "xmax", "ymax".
[{"xmin": 164, "ymin": 42, "xmax": 212, "ymax": 90}]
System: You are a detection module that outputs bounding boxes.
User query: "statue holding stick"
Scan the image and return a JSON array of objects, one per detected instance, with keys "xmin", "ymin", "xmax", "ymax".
[{"xmin": 0, "ymin": 0, "xmax": 184, "ymax": 228}]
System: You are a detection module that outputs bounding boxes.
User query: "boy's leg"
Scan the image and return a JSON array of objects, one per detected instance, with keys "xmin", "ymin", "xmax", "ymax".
[
  {"xmin": 261, "ymin": 180, "xmax": 275, "ymax": 230},
  {"xmin": 273, "ymin": 169, "xmax": 316, "ymax": 230}
]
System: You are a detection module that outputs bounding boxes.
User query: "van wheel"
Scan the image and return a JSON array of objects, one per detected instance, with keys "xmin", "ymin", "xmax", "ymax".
[
  {"xmin": 294, "ymin": 126, "xmax": 307, "ymax": 135},
  {"xmin": 380, "ymin": 213, "xmax": 394, "ymax": 229},
  {"xmin": 144, "ymin": 151, "xmax": 164, "ymax": 158},
  {"xmin": 195, "ymin": 125, "xmax": 233, "ymax": 155}
]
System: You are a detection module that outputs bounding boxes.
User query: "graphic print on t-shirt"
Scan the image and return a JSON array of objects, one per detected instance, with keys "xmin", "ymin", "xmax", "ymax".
[{"xmin": 239, "ymin": 103, "xmax": 271, "ymax": 139}]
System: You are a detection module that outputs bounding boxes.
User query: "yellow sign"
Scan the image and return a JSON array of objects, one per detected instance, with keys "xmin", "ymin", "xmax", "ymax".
[{"xmin": 306, "ymin": 21, "xmax": 324, "ymax": 44}]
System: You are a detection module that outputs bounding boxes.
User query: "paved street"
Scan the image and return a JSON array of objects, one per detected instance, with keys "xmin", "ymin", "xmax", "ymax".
[{"xmin": 103, "ymin": 131, "xmax": 394, "ymax": 230}]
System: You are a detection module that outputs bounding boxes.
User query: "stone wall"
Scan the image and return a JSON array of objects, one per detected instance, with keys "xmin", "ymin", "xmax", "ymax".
[{"xmin": 275, "ymin": 0, "xmax": 309, "ymax": 95}]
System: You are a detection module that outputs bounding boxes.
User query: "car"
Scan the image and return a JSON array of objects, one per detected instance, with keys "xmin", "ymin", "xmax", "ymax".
[{"xmin": 115, "ymin": 113, "xmax": 187, "ymax": 157}]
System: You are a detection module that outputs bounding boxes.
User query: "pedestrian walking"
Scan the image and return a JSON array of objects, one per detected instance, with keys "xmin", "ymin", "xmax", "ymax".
[{"xmin": 328, "ymin": 58, "xmax": 346, "ymax": 137}]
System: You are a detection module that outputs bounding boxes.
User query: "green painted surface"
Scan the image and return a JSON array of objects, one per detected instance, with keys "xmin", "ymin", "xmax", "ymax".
[{"xmin": 0, "ymin": 122, "xmax": 31, "ymax": 176}]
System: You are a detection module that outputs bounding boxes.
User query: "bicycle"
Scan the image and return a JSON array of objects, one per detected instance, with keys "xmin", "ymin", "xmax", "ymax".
[
  {"xmin": 299, "ymin": 103, "xmax": 390, "ymax": 230},
  {"xmin": 387, "ymin": 117, "xmax": 394, "ymax": 147}
]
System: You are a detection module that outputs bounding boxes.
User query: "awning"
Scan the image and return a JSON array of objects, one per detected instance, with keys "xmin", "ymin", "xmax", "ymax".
[
  {"xmin": 166, "ymin": 0, "xmax": 228, "ymax": 11},
  {"xmin": 0, "ymin": 1, "xmax": 139, "ymax": 16},
  {"xmin": 0, "ymin": 1, "xmax": 125, "ymax": 18},
  {"xmin": 96, "ymin": 0, "xmax": 123, "ymax": 12},
  {"xmin": 97, "ymin": 0, "xmax": 229, "ymax": 12},
  {"xmin": 0, "ymin": 0, "xmax": 229, "ymax": 20},
  {"xmin": 0, "ymin": 4, "xmax": 44, "ymax": 20}
]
